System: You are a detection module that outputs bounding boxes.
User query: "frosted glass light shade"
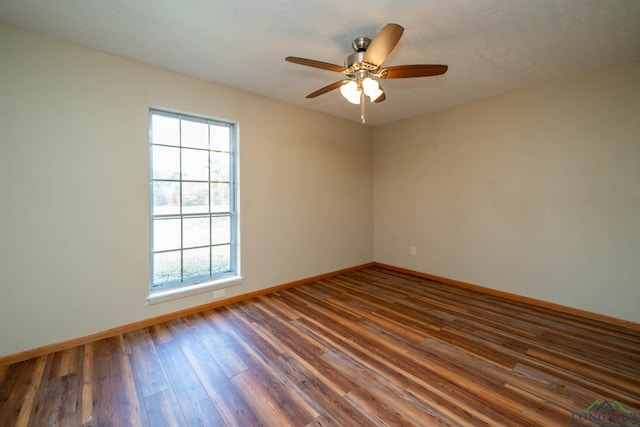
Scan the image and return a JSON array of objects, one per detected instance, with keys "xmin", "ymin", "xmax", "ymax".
[
  {"xmin": 340, "ymin": 81, "xmax": 361, "ymax": 104},
  {"xmin": 362, "ymin": 77, "xmax": 383, "ymax": 102}
]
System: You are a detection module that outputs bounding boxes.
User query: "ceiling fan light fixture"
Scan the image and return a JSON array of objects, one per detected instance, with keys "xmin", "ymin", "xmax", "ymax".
[
  {"xmin": 340, "ymin": 80, "xmax": 361, "ymax": 104},
  {"xmin": 368, "ymin": 88, "xmax": 384, "ymax": 102},
  {"xmin": 362, "ymin": 77, "xmax": 383, "ymax": 101}
]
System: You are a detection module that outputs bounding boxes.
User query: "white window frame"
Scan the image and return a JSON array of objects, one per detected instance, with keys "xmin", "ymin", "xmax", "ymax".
[{"xmin": 147, "ymin": 109, "xmax": 241, "ymax": 304}]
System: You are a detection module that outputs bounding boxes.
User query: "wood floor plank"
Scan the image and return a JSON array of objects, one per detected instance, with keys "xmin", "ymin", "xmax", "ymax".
[
  {"xmin": 229, "ymin": 327, "xmax": 321, "ymax": 425},
  {"xmin": 85, "ymin": 339, "xmax": 116, "ymax": 425},
  {"xmin": 344, "ymin": 385, "xmax": 416, "ymax": 426},
  {"xmin": 82, "ymin": 336, "xmax": 145, "ymax": 427},
  {"xmin": 123, "ymin": 328, "xmax": 170, "ymax": 399},
  {"xmin": 154, "ymin": 339, "xmax": 224, "ymax": 426},
  {"xmin": 181, "ymin": 337, "xmax": 261, "ymax": 427},
  {"xmin": 231, "ymin": 366, "xmax": 318, "ymax": 427},
  {"xmin": 115, "ymin": 335, "xmax": 145, "ymax": 426},
  {"xmin": 1, "ymin": 267, "xmax": 638, "ymax": 426},
  {"xmin": 8, "ymin": 356, "xmax": 47, "ymax": 427},
  {"xmin": 269, "ymin": 352, "xmax": 374, "ymax": 426},
  {"xmin": 144, "ymin": 388, "xmax": 186, "ymax": 427},
  {"xmin": 29, "ymin": 353, "xmax": 82, "ymax": 427},
  {"xmin": 79, "ymin": 343, "xmax": 95, "ymax": 426},
  {"xmin": 321, "ymin": 349, "xmax": 456, "ymax": 426}
]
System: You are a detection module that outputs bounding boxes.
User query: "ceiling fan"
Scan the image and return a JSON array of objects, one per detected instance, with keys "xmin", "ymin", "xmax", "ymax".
[{"xmin": 285, "ymin": 23, "xmax": 448, "ymax": 123}]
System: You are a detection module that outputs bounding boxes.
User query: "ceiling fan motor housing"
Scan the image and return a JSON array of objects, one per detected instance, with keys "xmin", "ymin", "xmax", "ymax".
[
  {"xmin": 345, "ymin": 37, "xmax": 371, "ymax": 68},
  {"xmin": 352, "ymin": 37, "xmax": 371, "ymax": 51}
]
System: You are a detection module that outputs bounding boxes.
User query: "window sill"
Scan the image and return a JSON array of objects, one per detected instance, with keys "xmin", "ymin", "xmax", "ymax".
[{"xmin": 146, "ymin": 275, "xmax": 243, "ymax": 306}]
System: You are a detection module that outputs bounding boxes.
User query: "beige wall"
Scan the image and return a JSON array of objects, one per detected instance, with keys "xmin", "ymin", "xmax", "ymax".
[
  {"xmin": 374, "ymin": 60, "xmax": 640, "ymax": 323},
  {"xmin": 0, "ymin": 25, "xmax": 373, "ymax": 357}
]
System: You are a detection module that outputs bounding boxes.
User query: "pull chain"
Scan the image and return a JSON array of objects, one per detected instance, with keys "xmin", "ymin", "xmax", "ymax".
[{"xmin": 360, "ymin": 91, "xmax": 366, "ymax": 124}]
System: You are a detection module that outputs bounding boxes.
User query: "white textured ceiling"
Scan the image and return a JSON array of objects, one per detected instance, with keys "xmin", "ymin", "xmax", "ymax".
[{"xmin": 1, "ymin": 0, "xmax": 640, "ymax": 126}]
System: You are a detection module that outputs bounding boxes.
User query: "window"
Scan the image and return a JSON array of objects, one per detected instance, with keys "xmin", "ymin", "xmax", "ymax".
[{"xmin": 149, "ymin": 109, "xmax": 238, "ymax": 293}]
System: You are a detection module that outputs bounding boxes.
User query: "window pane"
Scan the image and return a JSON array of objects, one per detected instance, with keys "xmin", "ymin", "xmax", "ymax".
[
  {"xmin": 182, "ymin": 182, "xmax": 209, "ymax": 214},
  {"xmin": 182, "ymin": 119, "xmax": 209, "ymax": 149},
  {"xmin": 211, "ymin": 216, "xmax": 230, "ymax": 245},
  {"xmin": 182, "ymin": 148, "xmax": 209, "ymax": 181},
  {"xmin": 212, "ymin": 244, "xmax": 231, "ymax": 273},
  {"xmin": 211, "ymin": 183, "xmax": 230, "ymax": 212},
  {"xmin": 154, "ymin": 251, "xmax": 181, "ymax": 284},
  {"xmin": 183, "ymin": 247, "xmax": 210, "ymax": 279},
  {"xmin": 153, "ymin": 181, "xmax": 181, "ymax": 215},
  {"xmin": 154, "ymin": 218, "xmax": 181, "ymax": 252},
  {"xmin": 210, "ymin": 124, "xmax": 230, "ymax": 152},
  {"xmin": 210, "ymin": 151, "xmax": 229, "ymax": 182},
  {"xmin": 183, "ymin": 216, "xmax": 210, "ymax": 248},
  {"xmin": 152, "ymin": 145, "xmax": 180, "ymax": 179},
  {"xmin": 152, "ymin": 115, "xmax": 180, "ymax": 146},
  {"xmin": 150, "ymin": 109, "xmax": 236, "ymax": 290}
]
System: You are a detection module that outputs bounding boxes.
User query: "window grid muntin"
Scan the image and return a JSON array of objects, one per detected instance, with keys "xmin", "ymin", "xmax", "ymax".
[{"xmin": 150, "ymin": 109, "xmax": 236, "ymax": 290}]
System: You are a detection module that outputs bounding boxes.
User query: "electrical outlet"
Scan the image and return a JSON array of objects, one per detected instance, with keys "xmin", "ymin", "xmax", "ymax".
[
  {"xmin": 410, "ymin": 246, "xmax": 416, "ymax": 256},
  {"xmin": 213, "ymin": 289, "xmax": 226, "ymax": 298}
]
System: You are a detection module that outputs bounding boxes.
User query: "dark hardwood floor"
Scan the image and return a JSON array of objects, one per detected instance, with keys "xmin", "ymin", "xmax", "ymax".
[{"xmin": 1, "ymin": 267, "xmax": 639, "ymax": 426}]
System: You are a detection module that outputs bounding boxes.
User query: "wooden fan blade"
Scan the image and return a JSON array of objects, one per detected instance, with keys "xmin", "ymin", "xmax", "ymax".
[
  {"xmin": 306, "ymin": 80, "xmax": 350, "ymax": 98},
  {"xmin": 384, "ymin": 64, "xmax": 448, "ymax": 79},
  {"xmin": 286, "ymin": 57, "xmax": 346, "ymax": 73},
  {"xmin": 362, "ymin": 23, "xmax": 404, "ymax": 66}
]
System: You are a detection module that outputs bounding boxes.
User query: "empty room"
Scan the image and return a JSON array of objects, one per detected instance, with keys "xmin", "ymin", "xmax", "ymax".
[{"xmin": 1, "ymin": 1, "xmax": 639, "ymax": 426}]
